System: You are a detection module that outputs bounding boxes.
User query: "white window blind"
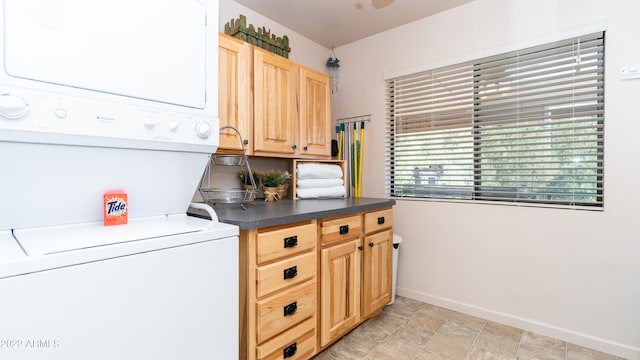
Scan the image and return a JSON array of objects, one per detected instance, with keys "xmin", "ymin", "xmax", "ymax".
[{"xmin": 385, "ymin": 32, "xmax": 604, "ymax": 208}]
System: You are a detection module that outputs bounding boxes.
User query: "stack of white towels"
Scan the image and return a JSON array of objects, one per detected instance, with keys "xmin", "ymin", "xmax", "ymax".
[{"xmin": 296, "ymin": 163, "xmax": 346, "ymax": 199}]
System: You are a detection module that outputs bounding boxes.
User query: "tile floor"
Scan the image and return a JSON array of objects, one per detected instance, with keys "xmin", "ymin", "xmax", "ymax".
[{"xmin": 314, "ymin": 296, "xmax": 624, "ymax": 360}]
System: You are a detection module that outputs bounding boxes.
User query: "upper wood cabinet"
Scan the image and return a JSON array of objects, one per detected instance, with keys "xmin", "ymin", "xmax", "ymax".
[
  {"xmin": 299, "ymin": 66, "xmax": 332, "ymax": 157},
  {"xmin": 218, "ymin": 33, "xmax": 252, "ymax": 152},
  {"xmin": 253, "ymin": 47, "xmax": 299, "ymax": 156},
  {"xmin": 217, "ymin": 34, "xmax": 332, "ymax": 158}
]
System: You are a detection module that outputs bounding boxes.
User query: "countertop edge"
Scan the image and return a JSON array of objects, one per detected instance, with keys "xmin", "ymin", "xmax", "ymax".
[{"xmin": 189, "ymin": 198, "xmax": 396, "ymax": 230}]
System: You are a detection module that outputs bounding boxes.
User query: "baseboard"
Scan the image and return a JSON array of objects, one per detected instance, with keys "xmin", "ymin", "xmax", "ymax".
[{"xmin": 397, "ymin": 287, "xmax": 640, "ymax": 360}]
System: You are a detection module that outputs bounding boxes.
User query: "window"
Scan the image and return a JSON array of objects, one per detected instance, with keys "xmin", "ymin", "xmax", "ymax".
[{"xmin": 385, "ymin": 32, "xmax": 604, "ymax": 208}]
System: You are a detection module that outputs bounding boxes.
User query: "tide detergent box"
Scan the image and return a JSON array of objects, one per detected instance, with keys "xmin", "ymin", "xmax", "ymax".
[{"xmin": 104, "ymin": 191, "xmax": 128, "ymax": 226}]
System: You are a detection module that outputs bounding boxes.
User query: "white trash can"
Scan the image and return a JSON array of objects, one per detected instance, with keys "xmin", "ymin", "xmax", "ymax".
[{"xmin": 388, "ymin": 233, "xmax": 402, "ymax": 305}]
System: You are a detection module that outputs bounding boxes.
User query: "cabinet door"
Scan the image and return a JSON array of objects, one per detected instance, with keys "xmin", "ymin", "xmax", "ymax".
[
  {"xmin": 299, "ymin": 66, "xmax": 331, "ymax": 157},
  {"xmin": 362, "ymin": 229, "xmax": 393, "ymax": 318},
  {"xmin": 218, "ymin": 34, "xmax": 252, "ymax": 152},
  {"xmin": 253, "ymin": 48, "xmax": 299, "ymax": 155},
  {"xmin": 320, "ymin": 238, "xmax": 361, "ymax": 347}
]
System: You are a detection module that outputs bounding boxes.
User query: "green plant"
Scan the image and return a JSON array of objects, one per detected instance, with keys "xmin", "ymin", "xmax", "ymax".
[
  {"xmin": 326, "ymin": 57, "xmax": 340, "ymax": 68},
  {"xmin": 260, "ymin": 170, "xmax": 286, "ymax": 187},
  {"xmin": 238, "ymin": 170, "xmax": 258, "ymax": 185}
]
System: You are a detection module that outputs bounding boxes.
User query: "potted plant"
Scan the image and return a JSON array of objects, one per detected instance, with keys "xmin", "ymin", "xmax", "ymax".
[
  {"xmin": 238, "ymin": 170, "xmax": 258, "ymax": 189},
  {"xmin": 259, "ymin": 170, "xmax": 286, "ymax": 201},
  {"xmin": 277, "ymin": 171, "xmax": 291, "ymax": 199}
]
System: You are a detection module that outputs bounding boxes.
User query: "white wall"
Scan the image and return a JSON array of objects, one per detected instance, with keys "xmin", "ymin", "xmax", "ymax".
[
  {"xmin": 219, "ymin": 0, "xmax": 329, "ymax": 73},
  {"xmin": 333, "ymin": 0, "xmax": 640, "ymax": 358}
]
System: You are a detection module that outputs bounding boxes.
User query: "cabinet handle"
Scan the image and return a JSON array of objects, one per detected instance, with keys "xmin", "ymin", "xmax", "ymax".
[
  {"xmin": 283, "ymin": 343, "xmax": 297, "ymax": 358},
  {"xmin": 283, "ymin": 266, "xmax": 298, "ymax": 280},
  {"xmin": 377, "ymin": 216, "xmax": 385, "ymax": 225},
  {"xmin": 283, "ymin": 235, "xmax": 298, "ymax": 248},
  {"xmin": 283, "ymin": 301, "xmax": 298, "ymax": 316},
  {"xmin": 292, "ymin": 144, "xmax": 297, "ymax": 150},
  {"xmin": 339, "ymin": 225, "xmax": 349, "ymax": 235},
  {"xmin": 243, "ymin": 139, "xmax": 249, "ymax": 145},
  {"xmin": 303, "ymin": 146, "xmax": 308, "ymax": 151},
  {"xmin": 358, "ymin": 245, "xmax": 364, "ymax": 251},
  {"xmin": 369, "ymin": 242, "xmax": 374, "ymax": 247}
]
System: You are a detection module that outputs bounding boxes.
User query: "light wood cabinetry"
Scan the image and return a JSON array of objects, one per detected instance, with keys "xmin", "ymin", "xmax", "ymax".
[
  {"xmin": 362, "ymin": 230, "xmax": 392, "ymax": 316},
  {"xmin": 362, "ymin": 209, "xmax": 393, "ymax": 318},
  {"xmin": 218, "ymin": 34, "xmax": 332, "ymax": 158},
  {"xmin": 298, "ymin": 66, "xmax": 332, "ymax": 157},
  {"xmin": 256, "ymin": 281, "xmax": 316, "ymax": 344},
  {"xmin": 253, "ymin": 47, "xmax": 299, "ymax": 156},
  {"xmin": 256, "ymin": 318, "xmax": 316, "ymax": 360},
  {"xmin": 218, "ymin": 33, "xmax": 252, "ymax": 152},
  {"xmin": 240, "ymin": 221, "xmax": 318, "ymax": 360},
  {"xmin": 318, "ymin": 213, "xmax": 363, "ymax": 348},
  {"xmin": 318, "ymin": 208, "xmax": 393, "ymax": 349},
  {"xmin": 320, "ymin": 237, "xmax": 361, "ymax": 347},
  {"xmin": 239, "ymin": 207, "xmax": 392, "ymax": 360}
]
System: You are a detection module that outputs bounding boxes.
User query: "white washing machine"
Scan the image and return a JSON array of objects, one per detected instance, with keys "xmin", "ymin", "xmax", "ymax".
[
  {"xmin": 0, "ymin": 1, "xmax": 238, "ymax": 358},
  {"xmin": 0, "ymin": 214, "xmax": 238, "ymax": 360}
]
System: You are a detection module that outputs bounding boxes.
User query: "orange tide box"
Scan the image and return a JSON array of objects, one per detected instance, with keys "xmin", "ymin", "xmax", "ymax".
[{"xmin": 103, "ymin": 191, "xmax": 128, "ymax": 226}]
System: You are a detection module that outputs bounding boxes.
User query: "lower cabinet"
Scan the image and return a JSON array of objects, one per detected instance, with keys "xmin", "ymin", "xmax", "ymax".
[
  {"xmin": 362, "ymin": 229, "xmax": 393, "ymax": 318},
  {"xmin": 240, "ymin": 220, "xmax": 318, "ymax": 360},
  {"xmin": 318, "ymin": 208, "xmax": 393, "ymax": 349},
  {"xmin": 362, "ymin": 209, "xmax": 394, "ymax": 319},
  {"xmin": 320, "ymin": 237, "xmax": 361, "ymax": 347},
  {"xmin": 239, "ymin": 207, "xmax": 393, "ymax": 360},
  {"xmin": 256, "ymin": 318, "xmax": 316, "ymax": 360}
]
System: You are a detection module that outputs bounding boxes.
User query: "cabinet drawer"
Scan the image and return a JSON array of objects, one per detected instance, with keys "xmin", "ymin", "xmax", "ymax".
[
  {"xmin": 257, "ymin": 252, "xmax": 316, "ymax": 298},
  {"xmin": 320, "ymin": 215, "xmax": 361, "ymax": 245},
  {"xmin": 256, "ymin": 280, "xmax": 316, "ymax": 344},
  {"xmin": 257, "ymin": 223, "xmax": 317, "ymax": 264},
  {"xmin": 364, "ymin": 208, "xmax": 393, "ymax": 234},
  {"xmin": 256, "ymin": 317, "xmax": 315, "ymax": 360}
]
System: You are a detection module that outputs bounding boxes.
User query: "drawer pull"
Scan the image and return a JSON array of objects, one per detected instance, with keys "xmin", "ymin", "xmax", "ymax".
[
  {"xmin": 283, "ymin": 343, "xmax": 297, "ymax": 358},
  {"xmin": 283, "ymin": 301, "xmax": 298, "ymax": 316},
  {"xmin": 283, "ymin": 235, "xmax": 298, "ymax": 248},
  {"xmin": 358, "ymin": 245, "xmax": 364, "ymax": 251},
  {"xmin": 377, "ymin": 216, "xmax": 385, "ymax": 225},
  {"xmin": 369, "ymin": 242, "xmax": 374, "ymax": 247},
  {"xmin": 339, "ymin": 225, "xmax": 349, "ymax": 235},
  {"xmin": 283, "ymin": 266, "xmax": 298, "ymax": 280}
]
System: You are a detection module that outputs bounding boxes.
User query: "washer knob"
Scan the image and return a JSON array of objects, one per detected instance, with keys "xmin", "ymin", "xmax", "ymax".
[
  {"xmin": 144, "ymin": 118, "xmax": 158, "ymax": 129},
  {"xmin": 195, "ymin": 121, "xmax": 212, "ymax": 139},
  {"xmin": 0, "ymin": 92, "xmax": 28, "ymax": 119},
  {"xmin": 167, "ymin": 119, "xmax": 180, "ymax": 132},
  {"xmin": 54, "ymin": 108, "xmax": 67, "ymax": 119}
]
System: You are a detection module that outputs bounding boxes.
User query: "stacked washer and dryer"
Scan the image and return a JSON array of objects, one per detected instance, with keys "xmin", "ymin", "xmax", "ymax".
[{"xmin": 0, "ymin": 1, "xmax": 238, "ymax": 359}]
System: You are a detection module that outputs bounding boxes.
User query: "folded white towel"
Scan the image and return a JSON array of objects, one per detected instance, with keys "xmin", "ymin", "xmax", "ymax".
[
  {"xmin": 296, "ymin": 163, "xmax": 343, "ymax": 180},
  {"xmin": 296, "ymin": 178, "xmax": 344, "ymax": 189},
  {"xmin": 296, "ymin": 186, "xmax": 346, "ymax": 199}
]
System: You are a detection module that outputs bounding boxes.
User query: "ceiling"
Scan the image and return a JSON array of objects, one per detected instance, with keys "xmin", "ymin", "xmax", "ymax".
[{"xmin": 233, "ymin": 0, "xmax": 475, "ymax": 48}]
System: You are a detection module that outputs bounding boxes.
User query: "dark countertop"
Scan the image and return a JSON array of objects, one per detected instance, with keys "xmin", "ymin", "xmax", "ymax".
[{"xmin": 190, "ymin": 197, "xmax": 395, "ymax": 230}]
